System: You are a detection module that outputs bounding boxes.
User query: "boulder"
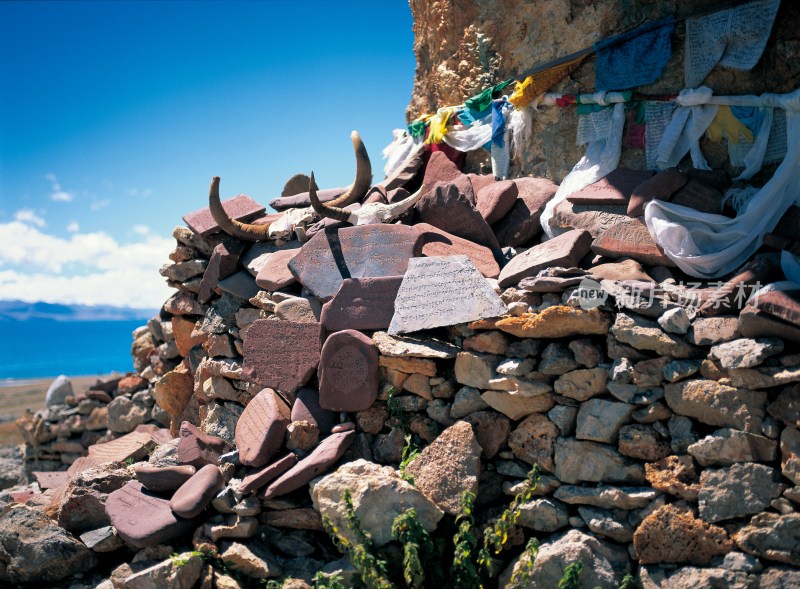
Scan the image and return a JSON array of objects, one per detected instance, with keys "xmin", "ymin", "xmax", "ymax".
[
  {"xmin": 0, "ymin": 505, "xmax": 96, "ymax": 585},
  {"xmin": 404, "ymin": 421, "xmax": 481, "ymax": 515},
  {"xmin": 311, "ymin": 459, "xmax": 443, "ymax": 547}
]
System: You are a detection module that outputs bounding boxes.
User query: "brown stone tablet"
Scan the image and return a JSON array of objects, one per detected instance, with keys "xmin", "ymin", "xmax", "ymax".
[
  {"xmin": 183, "ymin": 194, "xmax": 266, "ymax": 237},
  {"xmin": 242, "ymin": 320, "xmax": 322, "ymax": 394},
  {"xmin": 320, "ymin": 276, "xmax": 403, "ymax": 333},
  {"xmin": 33, "ymin": 471, "xmax": 70, "ymax": 490},
  {"xmin": 235, "ymin": 388, "xmax": 291, "ymax": 467},
  {"xmin": 415, "ymin": 182, "xmax": 500, "ymax": 251},
  {"xmin": 291, "ymin": 388, "xmax": 338, "ymax": 435},
  {"xmin": 628, "ymin": 168, "xmax": 688, "ymax": 217},
  {"xmin": 318, "ymin": 330, "xmax": 379, "ymax": 412},
  {"xmin": 134, "ymin": 464, "xmax": 196, "ymax": 492},
  {"xmin": 106, "ymin": 481, "xmax": 196, "ymax": 548},
  {"xmin": 417, "ymin": 222, "xmax": 500, "ymax": 278},
  {"xmin": 261, "ymin": 430, "xmax": 355, "ymax": 500},
  {"xmin": 493, "ymin": 177, "xmax": 559, "ymax": 247},
  {"xmin": 498, "ymin": 229, "xmax": 593, "ymax": 288},
  {"xmin": 476, "ymin": 179, "xmax": 518, "ymax": 224},
  {"xmin": 170, "ymin": 464, "xmax": 224, "ymax": 518},
  {"xmin": 177, "ymin": 421, "xmax": 232, "ymax": 468},
  {"xmin": 255, "ymin": 248, "xmax": 300, "ymax": 291},
  {"xmin": 199, "ymin": 239, "xmax": 246, "ymax": 303},
  {"xmin": 239, "ymin": 453, "xmax": 298, "ymax": 494},
  {"xmin": 87, "ymin": 431, "xmax": 155, "ymax": 465},
  {"xmin": 288, "ymin": 224, "xmax": 424, "ymax": 301},
  {"xmin": 567, "ymin": 168, "xmax": 654, "ymax": 205},
  {"xmin": 591, "ymin": 218, "xmax": 675, "ymax": 267}
]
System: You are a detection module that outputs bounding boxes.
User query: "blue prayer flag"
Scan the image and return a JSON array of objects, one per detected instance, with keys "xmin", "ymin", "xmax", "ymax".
[{"xmin": 594, "ymin": 16, "xmax": 675, "ymax": 91}]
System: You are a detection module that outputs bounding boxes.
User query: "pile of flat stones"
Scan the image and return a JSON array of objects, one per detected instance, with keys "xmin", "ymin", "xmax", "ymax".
[{"xmin": 4, "ymin": 150, "xmax": 800, "ymax": 588}]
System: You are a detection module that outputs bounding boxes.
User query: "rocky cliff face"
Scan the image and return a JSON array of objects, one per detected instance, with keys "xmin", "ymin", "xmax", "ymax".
[{"xmin": 408, "ymin": 0, "xmax": 800, "ymax": 180}]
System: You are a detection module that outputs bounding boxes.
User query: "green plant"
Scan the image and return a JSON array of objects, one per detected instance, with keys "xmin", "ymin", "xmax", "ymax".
[
  {"xmin": 313, "ymin": 572, "xmax": 347, "ymax": 589},
  {"xmin": 508, "ymin": 538, "xmax": 539, "ymax": 588},
  {"xmin": 478, "ymin": 464, "xmax": 541, "ymax": 576},
  {"xmin": 392, "ymin": 507, "xmax": 438, "ymax": 588},
  {"xmin": 450, "ymin": 491, "xmax": 483, "ymax": 589},
  {"xmin": 169, "ymin": 550, "xmax": 204, "ymax": 567},
  {"xmin": 617, "ymin": 574, "xmax": 637, "ymax": 589},
  {"xmin": 557, "ymin": 561, "xmax": 584, "ymax": 589},
  {"xmin": 399, "ymin": 434, "xmax": 421, "ymax": 484},
  {"xmin": 387, "ymin": 386, "xmax": 412, "ymax": 434},
  {"xmin": 322, "ymin": 489, "xmax": 393, "ymax": 589}
]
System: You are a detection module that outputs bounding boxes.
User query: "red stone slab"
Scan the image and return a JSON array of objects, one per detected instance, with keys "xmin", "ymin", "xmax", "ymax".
[
  {"xmin": 33, "ymin": 470, "xmax": 70, "ymax": 490},
  {"xmin": 183, "ymin": 195, "xmax": 266, "ymax": 237},
  {"xmin": 739, "ymin": 306, "xmax": 800, "ymax": 343},
  {"xmin": 415, "ymin": 181, "xmax": 499, "ymax": 251},
  {"xmin": 320, "ymin": 276, "xmax": 403, "ymax": 333},
  {"xmin": 417, "ymin": 222, "xmax": 500, "ymax": 278},
  {"xmin": 199, "ymin": 239, "xmax": 246, "ymax": 303},
  {"xmin": 493, "ymin": 177, "xmax": 559, "ymax": 247},
  {"xmin": 567, "ymin": 168, "xmax": 654, "ymax": 205},
  {"xmin": 476, "ymin": 180, "xmax": 518, "ymax": 224},
  {"xmin": 262, "ymin": 430, "xmax": 355, "ymax": 500},
  {"xmin": 498, "ymin": 229, "xmax": 593, "ymax": 288},
  {"xmin": 669, "ymin": 179, "xmax": 724, "ymax": 215},
  {"xmin": 288, "ymin": 224, "xmax": 424, "ymax": 302},
  {"xmin": 135, "ymin": 464, "xmax": 196, "ymax": 492},
  {"xmin": 177, "ymin": 421, "xmax": 232, "ymax": 468},
  {"xmin": 67, "ymin": 456, "xmax": 99, "ymax": 479},
  {"xmin": 170, "ymin": 464, "xmax": 224, "ymax": 518},
  {"xmin": 468, "ymin": 173, "xmax": 496, "ymax": 195},
  {"xmin": 318, "ymin": 330, "xmax": 379, "ymax": 412},
  {"xmin": 106, "ymin": 481, "xmax": 196, "ymax": 548},
  {"xmin": 419, "ymin": 151, "xmax": 463, "ymax": 197},
  {"xmin": 628, "ymin": 168, "xmax": 688, "ymax": 217},
  {"xmin": 291, "ymin": 388, "xmax": 338, "ymax": 435},
  {"xmin": 235, "ymin": 388, "xmax": 291, "ymax": 467},
  {"xmin": 756, "ymin": 290, "xmax": 800, "ymax": 326},
  {"xmin": 243, "ymin": 320, "xmax": 322, "ymax": 394},
  {"xmin": 87, "ymin": 431, "xmax": 155, "ymax": 465},
  {"xmin": 591, "ymin": 218, "xmax": 676, "ymax": 267},
  {"xmin": 240, "ymin": 453, "xmax": 298, "ymax": 494},
  {"xmin": 255, "ymin": 248, "xmax": 300, "ymax": 291}
]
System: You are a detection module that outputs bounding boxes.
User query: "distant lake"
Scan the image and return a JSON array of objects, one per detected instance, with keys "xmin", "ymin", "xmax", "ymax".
[{"xmin": 0, "ymin": 319, "xmax": 146, "ymax": 380}]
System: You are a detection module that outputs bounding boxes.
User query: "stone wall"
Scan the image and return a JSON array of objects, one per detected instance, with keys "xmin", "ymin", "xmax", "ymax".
[{"xmin": 408, "ymin": 0, "xmax": 800, "ymax": 180}]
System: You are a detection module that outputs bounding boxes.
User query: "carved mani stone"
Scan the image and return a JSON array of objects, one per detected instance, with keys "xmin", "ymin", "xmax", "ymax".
[
  {"xmin": 242, "ymin": 319, "xmax": 322, "ymax": 394},
  {"xmin": 235, "ymin": 388, "xmax": 291, "ymax": 467},
  {"xmin": 318, "ymin": 330, "xmax": 379, "ymax": 412},
  {"xmin": 288, "ymin": 224, "xmax": 424, "ymax": 301}
]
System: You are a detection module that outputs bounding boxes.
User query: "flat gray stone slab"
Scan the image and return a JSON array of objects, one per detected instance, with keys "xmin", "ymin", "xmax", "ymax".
[{"xmin": 389, "ymin": 256, "xmax": 506, "ymax": 334}]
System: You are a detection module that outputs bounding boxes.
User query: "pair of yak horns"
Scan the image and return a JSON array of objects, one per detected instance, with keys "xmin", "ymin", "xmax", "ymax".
[{"xmin": 208, "ymin": 131, "xmax": 372, "ymax": 241}]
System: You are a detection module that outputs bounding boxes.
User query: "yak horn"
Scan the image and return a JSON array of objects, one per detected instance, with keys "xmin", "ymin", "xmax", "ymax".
[
  {"xmin": 308, "ymin": 172, "xmax": 352, "ymax": 222},
  {"xmin": 325, "ymin": 130, "xmax": 373, "ymax": 208},
  {"xmin": 208, "ymin": 176, "xmax": 271, "ymax": 241}
]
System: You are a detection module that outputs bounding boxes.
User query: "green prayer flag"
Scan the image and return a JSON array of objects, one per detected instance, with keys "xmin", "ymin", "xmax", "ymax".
[{"xmin": 464, "ymin": 78, "xmax": 514, "ymax": 112}]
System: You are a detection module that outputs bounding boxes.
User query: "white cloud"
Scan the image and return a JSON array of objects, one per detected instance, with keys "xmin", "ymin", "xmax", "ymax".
[
  {"xmin": 66, "ymin": 221, "xmax": 80, "ymax": 232},
  {"xmin": 15, "ymin": 209, "xmax": 46, "ymax": 227},
  {"xmin": 127, "ymin": 188, "xmax": 153, "ymax": 197},
  {"xmin": 45, "ymin": 172, "xmax": 74, "ymax": 202},
  {"xmin": 132, "ymin": 224, "xmax": 150, "ymax": 235},
  {"xmin": 90, "ymin": 199, "xmax": 110, "ymax": 211},
  {"xmin": 0, "ymin": 221, "xmax": 175, "ymax": 308}
]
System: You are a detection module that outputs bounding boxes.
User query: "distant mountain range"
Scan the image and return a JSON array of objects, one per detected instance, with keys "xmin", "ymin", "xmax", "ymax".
[{"xmin": 0, "ymin": 300, "xmax": 157, "ymax": 322}]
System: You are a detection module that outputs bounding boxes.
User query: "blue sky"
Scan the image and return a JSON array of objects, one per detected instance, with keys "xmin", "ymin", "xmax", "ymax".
[{"xmin": 0, "ymin": 1, "xmax": 416, "ymax": 309}]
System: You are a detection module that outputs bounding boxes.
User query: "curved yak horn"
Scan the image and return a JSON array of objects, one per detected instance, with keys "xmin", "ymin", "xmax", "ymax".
[
  {"xmin": 325, "ymin": 130, "xmax": 373, "ymax": 208},
  {"xmin": 308, "ymin": 172, "xmax": 351, "ymax": 222},
  {"xmin": 208, "ymin": 176, "xmax": 271, "ymax": 241}
]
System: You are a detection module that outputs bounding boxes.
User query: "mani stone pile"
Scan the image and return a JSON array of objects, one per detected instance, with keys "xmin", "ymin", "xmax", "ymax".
[{"xmin": 4, "ymin": 148, "xmax": 800, "ymax": 588}]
